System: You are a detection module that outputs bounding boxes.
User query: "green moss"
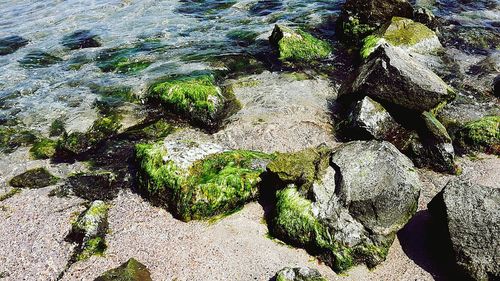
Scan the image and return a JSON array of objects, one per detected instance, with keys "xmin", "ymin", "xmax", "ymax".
[
  {"xmin": 96, "ymin": 45, "xmax": 155, "ymax": 74},
  {"xmin": 270, "ymin": 25, "xmax": 332, "ymax": 63},
  {"xmin": 267, "ymin": 145, "xmax": 331, "ymax": 191},
  {"xmin": 381, "ymin": 17, "xmax": 436, "ymax": 47},
  {"xmin": 342, "ymin": 16, "xmax": 375, "ymax": 44},
  {"xmin": 456, "ymin": 116, "xmax": 500, "ymax": 154},
  {"xmin": 0, "ymin": 188, "xmax": 21, "ymax": 202},
  {"xmin": 136, "ymin": 143, "xmax": 274, "ymax": 221},
  {"xmin": 77, "ymin": 237, "xmax": 106, "ymax": 261},
  {"xmin": 30, "ymin": 138, "xmax": 57, "ymax": 159},
  {"xmin": 95, "ymin": 258, "xmax": 152, "ymax": 281},
  {"xmin": 360, "ymin": 35, "xmax": 381, "ymax": 59}
]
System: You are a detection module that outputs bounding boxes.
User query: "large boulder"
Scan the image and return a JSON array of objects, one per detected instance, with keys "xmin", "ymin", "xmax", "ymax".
[
  {"xmin": 94, "ymin": 258, "xmax": 152, "ymax": 281},
  {"xmin": 337, "ymin": 0, "xmax": 414, "ymax": 43},
  {"xmin": 135, "ymin": 140, "xmax": 274, "ymax": 221},
  {"xmin": 275, "ymin": 267, "xmax": 326, "ymax": 281},
  {"xmin": 268, "ymin": 141, "xmax": 421, "ymax": 272},
  {"xmin": 428, "ymin": 180, "xmax": 500, "ymax": 280},
  {"xmin": 341, "ymin": 43, "xmax": 455, "ymax": 112}
]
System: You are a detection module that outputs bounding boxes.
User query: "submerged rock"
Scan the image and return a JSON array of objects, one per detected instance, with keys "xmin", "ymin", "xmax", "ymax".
[
  {"xmin": 135, "ymin": 140, "xmax": 274, "ymax": 221},
  {"xmin": 94, "ymin": 258, "xmax": 152, "ymax": 281},
  {"xmin": 341, "ymin": 43, "xmax": 454, "ymax": 112},
  {"xmin": 9, "ymin": 167, "xmax": 59, "ymax": 188},
  {"xmin": 275, "ymin": 267, "xmax": 326, "ymax": 281},
  {"xmin": 61, "ymin": 30, "xmax": 101, "ymax": 50},
  {"xmin": 96, "ymin": 44, "xmax": 155, "ymax": 74},
  {"xmin": 269, "ymin": 25, "xmax": 332, "ymax": 64},
  {"xmin": 18, "ymin": 51, "xmax": 62, "ymax": 68},
  {"xmin": 428, "ymin": 180, "xmax": 500, "ymax": 281},
  {"xmin": 0, "ymin": 126, "xmax": 38, "ymax": 153},
  {"xmin": 0, "ymin": 35, "xmax": 29, "ymax": 55},
  {"xmin": 269, "ymin": 141, "xmax": 421, "ymax": 272},
  {"xmin": 148, "ymin": 72, "xmax": 240, "ymax": 129},
  {"xmin": 360, "ymin": 17, "xmax": 441, "ymax": 58},
  {"xmin": 337, "ymin": 0, "xmax": 414, "ymax": 43}
]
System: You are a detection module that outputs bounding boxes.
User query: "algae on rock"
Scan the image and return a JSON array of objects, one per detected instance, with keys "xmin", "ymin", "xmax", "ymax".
[
  {"xmin": 94, "ymin": 258, "xmax": 152, "ymax": 281},
  {"xmin": 136, "ymin": 141, "xmax": 274, "ymax": 221},
  {"xmin": 455, "ymin": 116, "xmax": 500, "ymax": 155},
  {"xmin": 9, "ymin": 167, "xmax": 59, "ymax": 188}
]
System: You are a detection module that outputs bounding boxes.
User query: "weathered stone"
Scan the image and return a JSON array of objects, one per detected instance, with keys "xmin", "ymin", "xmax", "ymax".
[
  {"xmin": 94, "ymin": 258, "xmax": 152, "ymax": 281},
  {"xmin": 341, "ymin": 43, "xmax": 454, "ymax": 112},
  {"xmin": 9, "ymin": 168, "xmax": 59, "ymax": 188},
  {"xmin": 275, "ymin": 267, "xmax": 326, "ymax": 281},
  {"xmin": 428, "ymin": 180, "xmax": 500, "ymax": 281}
]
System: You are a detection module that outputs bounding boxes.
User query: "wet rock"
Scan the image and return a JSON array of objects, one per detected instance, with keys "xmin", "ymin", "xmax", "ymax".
[
  {"xmin": 455, "ymin": 116, "xmax": 500, "ymax": 155},
  {"xmin": 463, "ymin": 52, "xmax": 500, "ymax": 97},
  {"xmin": 440, "ymin": 25, "xmax": 500, "ymax": 55},
  {"xmin": 360, "ymin": 17, "xmax": 442, "ymax": 58},
  {"xmin": 148, "ymin": 72, "xmax": 240, "ymax": 130},
  {"xmin": 135, "ymin": 140, "xmax": 273, "ymax": 221},
  {"xmin": 61, "ymin": 30, "xmax": 101, "ymax": 50},
  {"xmin": 94, "ymin": 258, "xmax": 152, "ymax": 281},
  {"xmin": 56, "ymin": 171, "xmax": 119, "ymax": 201},
  {"xmin": 67, "ymin": 200, "xmax": 108, "ymax": 261},
  {"xmin": 9, "ymin": 167, "xmax": 59, "ymax": 188},
  {"xmin": 18, "ymin": 50, "xmax": 62, "ymax": 68},
  {"xmin": 428, "ymin": 180, "xmax": 500, "ymax": 281},
  {"xmin": 0, "ymin": 35, "xmax": 29, "ymax": 56},
  {"xmin": 0, "ymin": 127, "xmax": 38, "ymax": 153},
  {"xmin": 95, "ymin": 43, "xmax": 157, "ymax": 74},
  {"xmin": 249, "ymin": 0, "xmax": 283, "ymax": 16},
  {"xmin": 226, "ymin": 29, "xmax": 259, "ymax": 47},
  {"xmin": 337, "ymin": 0, "xmax": 414, "ymax": 43},
  {"xmin": 269, "ymin": 25, "xmax": 332, "ymax": 64},
  {"xmin": 275, "ymin": 267, "xmax": 326, "ymax": 281},
  {"xmin": 270, "ymin": 141, "xmax": 421, "ymax": 272},
  {"xmin": 29, "ymin": 138, "xmax": 57, "ymax": 159},
  {"xmin": 341, "ymin": 43, "xmax": 454, "ymax": 112},
  {"xmin": 413, "ymin": 7, "xmax": 438, "ymax": 30}
]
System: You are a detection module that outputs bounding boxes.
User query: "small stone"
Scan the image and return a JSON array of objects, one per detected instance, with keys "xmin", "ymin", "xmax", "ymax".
[
  {"xmin": 275, "ymin": 267, "xmax": 326, "ymax": 281},
  {"xmin": 94, "ymin": 258, "xmax": 152, "ymax": 281},
  {"xmin": 9, "ymin": 167, "xmax": 59, "ymax": 188}
]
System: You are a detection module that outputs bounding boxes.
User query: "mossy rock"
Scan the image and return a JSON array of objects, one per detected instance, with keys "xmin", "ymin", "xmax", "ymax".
[
  {"xmin": 9, "ymin": 167, "xmax": 59, "ymax": 188},
  {"xmin": 455, "ymin": 116, "xmax": 500, "ymax": 155},
  {"xmin": 0, "ymin": 126, "xmax": 38, "ymax": 153},
  {"xmin": 94, "ymin": 258, "xmax": 152, "ymax": 281},
  {"xmin": 269, "ymin": 25, "xmax": 332, "ymax": 64},
  {"xmin": 95, "ymin": 44, "xmax": 157, "ymax": 74},
  {"xmin": 226, "ymin": 29, "xmax": 259, "ymax": 46},
  {"xmin": 61, "ymin": 30, "xmax": 101, "ymax": 50},
  {"xmin": 136, "ymin": 141, "xmax": 274, "ymax": 221},
  {"xmin": 422, "ymin": 111, "xmax": 451, "ymax": 143},
  {"xmin": 49, "ymin": 119, "xmax": 66, "ymax": 137},
  {"xmin": 30, "ymin": 138, "xmax": 57, "ymax": 159},
  {"xmin": 57, "ymin": 171, "xmax": 119, "ymax": 201},
  {"xmin": 148, "ymin": 72, "xmax": 240, "ymax": 129},
  {"xmin": 0, "ymin": 35, "xmax": 29, "ymax": 56},
  {"xmin": 18, "ymin": 51, "xmax": 62, "ymax": 68}
]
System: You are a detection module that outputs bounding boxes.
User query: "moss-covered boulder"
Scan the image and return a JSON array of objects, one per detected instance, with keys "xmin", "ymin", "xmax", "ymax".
[
  {"xmin": 136, "ymin": 140, "xmax": 273, "ymax": 221},
  {"xmin": 360, "ymin": 17, "xmax": 441, "ymax": 59},
  {"xmin": 94, "ymin": 258, "xmax": 152, "ymax": 281},
  {"xmin": 0, "ymin": 35, "xmax": 29, "ymax": 56},
  {"xmin": 29, "ymin": 138, "xmax": 57, "ymax": 159},
  {"xmin": 337, "ymin": 0, "xmax": 414, "ymax": 44},
  {"xmin": 61, "ymin": 30, "xmax": 101, "ymax": 50},
  {"xmin": 95, "ymin": 43, "xmax": 156, "ymax": 74},
  {"xmin": 455, "ymin": 116, "xmax": 500, "ymax": 155},
  {"xmin": 67, "ymin": 200, "xmax": 109, "ymax": 261},
  {"xmin": 275, "ymin": 267, "xmax": 326, "ymax": 281},
  {"xmin": 269, "ymin": 141, "xmax": 421, "ymax": 273},
  {"xmin": 18, "ymin": 50, "xmax": 62, "ymax": 68},
  {"xmin": 148, "ymin": 72, "xmax": 240, "ymax": 129},
  {"xmin": 269, "ymin": 25, "xmax": 332, "ymax": 64},
  {"xmin": 9, "ymin": 167, "xmax": 59, "ymax": 188}
]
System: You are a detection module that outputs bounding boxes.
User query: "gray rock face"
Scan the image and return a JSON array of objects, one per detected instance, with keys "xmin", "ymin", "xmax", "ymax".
[
  {"xmin": 275, "ymin": 267, "xmax": 326, "ymax": 281},
  {"xmin": 341, "ymin": 43, "xmax": 454, "ymax": 112},
  {"xmin": 331, "ymin": 141, "xmax": 421, "ymax": 236},
  {"xmin": 428, "ymin": 180, "xmax": 500, "ymax": 281}
]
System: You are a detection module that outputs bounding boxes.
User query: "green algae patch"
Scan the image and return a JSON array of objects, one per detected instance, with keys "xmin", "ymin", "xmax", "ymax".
[
  {"xmin": 360, "ymin": 35, "xmax": 382, "ymax": 59},
  {"xmin": 18, "ymin": 51, "xmax": 62, "ymax": 68},
  {"xmin": 95, "ymin": 258, "xmax": 152, "ymax": 281},
  {"xmin": 269, "ymin": 25, "xmax": 332, "ymax": 63},
  {"xmin": 381, "ymin": 17, "xmax": 436, "ymax": 46},
  {"xmin": 9, "ymin": 167, "xmax": 59, "ymax": 188},
  {"xmin": 267, "ymin": 145, "xmax": 331, "ymax": 192},
  {"xmin": 455, "ymin": 116, "xmax": 500, "ymax": 155},
  {"xmin": 149, "ymin": 72, "xmax": 239, "ymax": 129},
  {"xmin": 30, "ymin": 138, "xmax": 57, "ymax": 159},
  {"xmin": 136, "ymin": 142, "xmax": 274, "ymax": 221},
  {"xmin": 49, "ymin": 119, "xmax": 66, "ymax": 137},
  {"xmin": 341, "ymin": 16, "xmax": 376, "ymax": 45},
  {"xmin": 96, "ymin": 44, "xmax": 156, "ymax": 74},
  {"xmin": 0, "ymin": 127, "xmax": 38, "ymax": 153},
  {"xmin": 77, "ymin": 237, "xmax": 106, "ymax": 261}
]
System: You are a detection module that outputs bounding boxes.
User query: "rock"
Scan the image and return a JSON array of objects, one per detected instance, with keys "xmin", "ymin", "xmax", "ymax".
[
  {"xmin": 94, "ymin": 258, "xmax": 152, "ymax": 281},
  {"xmin": 55, "ymin": 171, "xmax": 119, "ymax": 201},
  {"xmin": 428, "ymin": 180, "xmax": 500, "ymax": 280},
  {"xmin": 148, "ymin": 72, "xmax": 240, "ymax": 130},
  {"xmin": 68, "ymin": 200, "xmax": 109, "ymax": 261},
  {"xmin": 455, "ymin": 116, "xmax": 500, "ymax": 155},
  {"xmin": 61, "ymin": 30, "xmax": 101, "ymax": 50},
  {"xmin": 440, "ymin": 25, "xmax": 500, "ymax": 56},
  {"xmin": 135, "ymin": 140, "xmax": 273, "ymax": 221},
  {"xmin": 422, "ymin": 111, "xmax": 451, "ymax": 143},
  {"xmin": 337, "ymin": 0, "xmax": 414, "ymax": 43},
  {"xmin": 413, "ymin": 7, "xmax": 438, "ymax": 30},
  {"xmin": 495, "ymin": 75, "xmax": 500, "ymax": 98},
  {"xmin": 9, "ymin": 168, "xmax": 59, "ymax": 188},
  {"xmin": 18, "ymin": 51, "xmax": 62, "ymax": 68},
  {"xmin": 0, "ymin": 35, "xmax": 29, "ymax": 55},
  {"xmin": 360, "ymin": 17, "xmax": 442, "ymax": 58},
  {"xmin": 95, "ymin": 42, "xmax": 159, "ymax": 74},
  {"xmin": 0, "ymin": 127, "xmax": 38, "ymax": 154},
  {"xmin": 341, "ymin": 43, "xmax": 454, "ymax": 112},
  {"xmin": 269, "ymin": 141, "xmax": 421, "ymax": 272},
  {"xmin": 269, "ymin": 25, "xmax": 332, "ymax": 63},
  {"xmin": 275, "ymin": 267, "xmax": 326, "ymax": 281},
  {"xmin": 29, "ymin": 138, "xmax": 57, "ymax": 159}
]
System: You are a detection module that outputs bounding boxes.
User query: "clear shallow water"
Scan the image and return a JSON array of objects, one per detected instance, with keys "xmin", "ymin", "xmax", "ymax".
[{"xmin": 0, "ymin": 0, "xmax": 498, "ymax": 137}]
